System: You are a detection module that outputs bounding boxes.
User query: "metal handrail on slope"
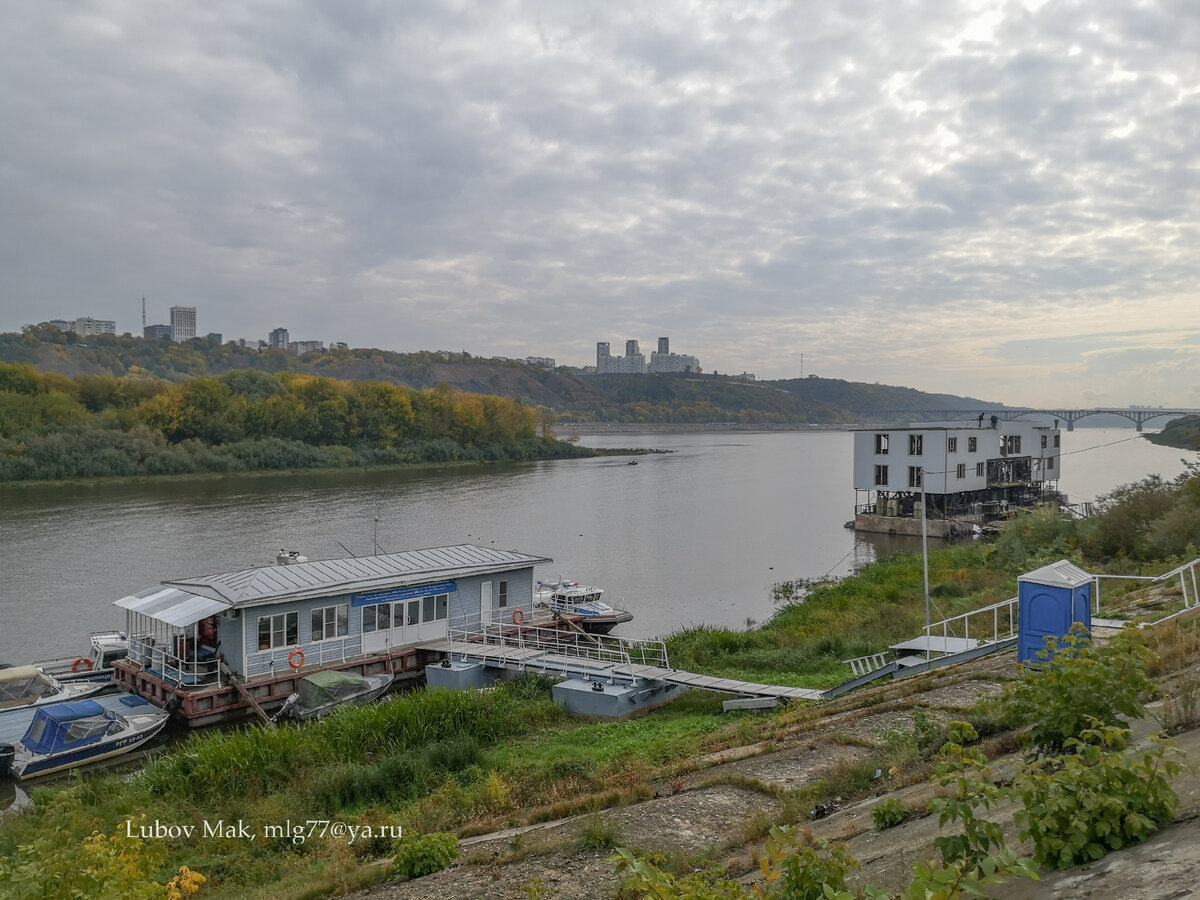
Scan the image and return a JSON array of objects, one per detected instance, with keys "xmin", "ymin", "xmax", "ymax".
[
  {"xmin": 448, "ymin": 623, "xmax": 669, "ymax": 671},
  {"xmin": 1093, "ymin": 557, "xmax": 1200, "ymax": 625}
]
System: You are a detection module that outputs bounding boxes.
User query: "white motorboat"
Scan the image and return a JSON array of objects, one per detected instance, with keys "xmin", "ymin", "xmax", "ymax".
[
  {"xmin": 534, "ymin": 580, "xmax": 634, "ymax": 634},
  {"xmin": 0, "ymin": 666, "xmax": 106, "ymax": 713},
  {"xmin": 34, "ymin": 631, "xmax": 129, "ymax": 684},
  {"xmin": 1, "ymin": 695, "xmax": 170, "ymax": 780}
]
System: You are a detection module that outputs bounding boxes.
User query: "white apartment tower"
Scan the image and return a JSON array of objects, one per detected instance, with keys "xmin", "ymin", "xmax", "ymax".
[{"xmin": 169, "ymin": 306, "xmax": 197, "ymax": 342}]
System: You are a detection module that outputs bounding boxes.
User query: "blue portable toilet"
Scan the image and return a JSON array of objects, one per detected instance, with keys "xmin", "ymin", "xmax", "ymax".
[{"xmin": 1018, "ymin": 560, "xmax": 1093, "ymax": 665}]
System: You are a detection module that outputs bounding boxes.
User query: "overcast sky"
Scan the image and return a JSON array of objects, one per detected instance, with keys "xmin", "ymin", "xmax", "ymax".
[{"xmin": 1, "ymin": 1, "xmax": 1197, "ymax": 407}]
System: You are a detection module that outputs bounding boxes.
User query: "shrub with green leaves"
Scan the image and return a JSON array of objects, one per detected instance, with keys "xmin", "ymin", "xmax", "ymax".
[
  {"xmin": 391, "ymin": 832, "xmax": 459, "ymax": 881},
  {"xmin": 872, "ymin": 797, "xmax": 909, "ymax": 830},
  {"xmin": 1001, "ymin": 625, "xmax": 1154, "ymax": 755},
  {"xmin": 1013, "ymin": 721, "xmax": 1182, "ymax": 869},
  {"xmin": 929, "ymin": 723, "xmax": 1007, "ymax": 869}
]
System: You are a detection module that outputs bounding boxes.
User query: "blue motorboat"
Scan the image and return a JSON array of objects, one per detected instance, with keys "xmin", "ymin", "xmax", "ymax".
[{"xmin": 1, "ymin": 696, "xmax": 170, "ymax": 780}]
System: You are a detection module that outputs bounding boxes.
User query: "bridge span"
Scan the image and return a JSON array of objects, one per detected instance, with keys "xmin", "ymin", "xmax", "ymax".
[{"xmin": 846, "ymin": 407, "xmax": 1200, "ymax": 432}]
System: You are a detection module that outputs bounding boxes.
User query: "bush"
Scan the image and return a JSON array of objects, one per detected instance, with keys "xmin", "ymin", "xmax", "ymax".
[
  {"xmin": 1013, "ymin": 721, "xmax": 1182, "ymax": 869},
  {"xmin": 1000, "ymin": 625, "xmax": 1154, "ymax": 756},
  {"xmin": 391, "ymin": 832, "xmax": 459, "ymax": 881},
  {"xmin": 872, "ymin": 797, "xmax": 909, "ymax": 830}
]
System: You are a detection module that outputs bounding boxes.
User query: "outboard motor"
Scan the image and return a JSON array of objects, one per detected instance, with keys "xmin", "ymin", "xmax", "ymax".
[{"xmin": 0, "ymin": 744, "xmax": 14, "ymax": 779}]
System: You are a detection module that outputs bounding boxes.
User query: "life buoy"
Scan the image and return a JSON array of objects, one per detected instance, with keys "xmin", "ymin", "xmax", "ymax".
[
  {"xmin": 512, "ymin": 609, "xmax": 525, "ymax": 625},
  {"xmin": 72, "ymin": 657, "xmax": 93, "ymax": 673},
  {"xmin": 288, "ymin": 649, "xmax": 305, "ymax": 669}
]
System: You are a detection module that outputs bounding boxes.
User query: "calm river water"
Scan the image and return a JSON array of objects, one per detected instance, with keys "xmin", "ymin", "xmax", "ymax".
[{"xmin": 0, "ymin": 428, "xmax": 1194, "ymax": 661}]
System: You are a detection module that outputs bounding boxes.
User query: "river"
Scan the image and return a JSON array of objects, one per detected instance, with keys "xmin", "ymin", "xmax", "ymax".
[{"xmin": 0, "ymin": 428, "xmax": 1194, "ymax": 661}]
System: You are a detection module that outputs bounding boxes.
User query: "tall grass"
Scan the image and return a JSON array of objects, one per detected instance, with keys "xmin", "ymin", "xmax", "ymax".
[{"xmin": 141, "ymin": 680, "xmax": 565, "ymax": 803}]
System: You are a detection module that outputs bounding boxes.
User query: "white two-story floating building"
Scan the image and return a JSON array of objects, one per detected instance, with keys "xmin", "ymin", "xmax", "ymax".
[
  {"xmin": 852, "ymin": 418, "xmax": 1062, "ymax": 537},
  {"xmin": 112, "ymin": 545, "xmax": 551, "ymax": 726}
]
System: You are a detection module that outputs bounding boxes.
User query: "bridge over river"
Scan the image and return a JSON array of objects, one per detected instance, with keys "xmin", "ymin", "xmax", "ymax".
[{"xmin": 846, "ymin": 407, "xmax": 1200, "ymax": 431}]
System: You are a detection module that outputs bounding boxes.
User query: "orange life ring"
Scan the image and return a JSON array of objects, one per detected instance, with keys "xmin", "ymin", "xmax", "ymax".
[
  {"xmin": 72, "ymin": 657, "xmax": 93, "ymax": 673},
  {"xmin": 288, "ymin": 649, "xmax": 305, "ymax": 669},
  {"xmin": 512, "ymin": 609, "xmax": 525, "ymax": 625}
]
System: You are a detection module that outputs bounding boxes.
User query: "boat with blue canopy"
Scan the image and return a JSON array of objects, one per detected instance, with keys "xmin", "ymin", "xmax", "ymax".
[{"xmin": 1, "ymin": 696, "xmax": 170, "ymax": 780}]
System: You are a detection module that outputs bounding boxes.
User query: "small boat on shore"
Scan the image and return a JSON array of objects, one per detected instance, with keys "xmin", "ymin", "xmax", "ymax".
[
  {"xmin": 534, "ymin": 580, "xmax": 634, "ymax": 634},
  {"xmin": 273, "ymin": 670, "xmax": 394, "ymax": 721},
  {"xmin": 1, "ymin": 695, "xmax": 170, "ymax": 780},
  {"xmin": 34, "ymin": 631, "xmax": 129, "ymax": 684},
  {"xmin": 0, "ymin": 666, "xmax": 106, "ymax": 713}
]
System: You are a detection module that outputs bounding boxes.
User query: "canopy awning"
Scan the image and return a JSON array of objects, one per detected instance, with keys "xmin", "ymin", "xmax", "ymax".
[{"xmin": 114, "ymin": 586, "xmax": 229, "ymax": 628}]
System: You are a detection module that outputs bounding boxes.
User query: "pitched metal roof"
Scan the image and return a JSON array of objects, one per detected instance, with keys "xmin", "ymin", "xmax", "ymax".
[
  {"xmin": 122, "ymin": 545, "xmax": 552, "ymax": 614},
  {"xmin": 1019, "ymin": 559, "xmax": 1092, "ymax": 589}
]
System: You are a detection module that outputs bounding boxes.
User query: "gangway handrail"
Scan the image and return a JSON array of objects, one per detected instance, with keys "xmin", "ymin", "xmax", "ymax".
[
  {"xmin": 448, "ymin": 623, "xmax": 669, "ymax": 672},
  {"xmin": 1093, "ymin": 557, "xmax": 1200, "ymax": 618}
]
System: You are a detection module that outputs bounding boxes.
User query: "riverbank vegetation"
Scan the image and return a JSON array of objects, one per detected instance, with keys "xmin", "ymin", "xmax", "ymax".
[
  {"xmin": 1146, "ymin": 415, "xmax": 1200, "ymax": 451},
  {"xmin": 0, "ymin": 362, "xmax": 589, "ymax": 483},
  {"xmin": 1, "ymin": 327, "xmax": 995, "ymax": 427},
  {"xmin": 2, "ymin": 467, "xmax": 1199, "ymax": 897}
]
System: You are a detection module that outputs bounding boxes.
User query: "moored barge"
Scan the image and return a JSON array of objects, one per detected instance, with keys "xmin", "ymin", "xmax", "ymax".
[{"xmin": 111, "ymin": 544, "xmax": 553, "ymax": 726}]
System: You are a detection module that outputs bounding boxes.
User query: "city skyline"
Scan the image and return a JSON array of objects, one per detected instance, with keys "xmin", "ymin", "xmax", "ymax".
[{"xmin": 1, "ymin": 3, "xmax": 1197, "ymax": 406}]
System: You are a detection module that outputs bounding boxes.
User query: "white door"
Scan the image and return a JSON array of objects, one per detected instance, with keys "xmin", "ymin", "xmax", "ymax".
[{"xmin": 480, "ymin": 582, "xmax": 493, "ymax": 627}]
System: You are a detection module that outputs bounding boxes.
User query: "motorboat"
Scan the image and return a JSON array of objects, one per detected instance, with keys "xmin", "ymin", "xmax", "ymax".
[
  {"xmin": 534, "ymin": 580, "xmax": 634, "ymax": 634},
  {"xmin": 0, "ymin": 666, "xmax": 106, "ymax": 713},
  {"xmin": 273, "ymin": 670, "xmax": 394, "ymax": 721},
  {"xmin": 34, "ymin": 631, "xmax": 129, "ymax": 684},
  {"xmin": 1, "ymin": 695, "xmax": 170, "ymax": 780}
]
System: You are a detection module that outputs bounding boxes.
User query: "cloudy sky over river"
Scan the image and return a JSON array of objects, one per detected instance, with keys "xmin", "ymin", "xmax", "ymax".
[{"xmin": 1, "ymin": 1, "xmax": 1197, "ymax": 406}]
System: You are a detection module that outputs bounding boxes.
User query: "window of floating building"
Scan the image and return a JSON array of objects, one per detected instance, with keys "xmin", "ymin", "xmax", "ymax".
[
  {"xmin": 1054, "ymin": 434, "xmax": 1060, "ymax": 448},
  {"xmin": 1003, "ymin": 434, "xmax": 1022, "ymax": 455},
  {"xmin": 874, "ymin": 434, "xmax": 889, "ymax": 454},
  {"xmin": 908, "ymin": 466, "xmax": 923, "ymax": 488},
  {"xmin": 498, "ymin": 580, "xmax": 509, "ymax": 608},
  {"xmin": 312, "ymin": 604, "xmax": 348, "ymax": 641},
  {"xmin": 909, "ymin": 434, "xmax": 923, "ymax": 455},
  {"xmin": 1041, "ymin": 434, "xmax": 1048, "ymax": 449},
  {"xmin": 968, "ymin": 437, "xmax": 977, "ymax": 452},
  {"xmin": 976, "ymin": 462, "xmax": 985, "ymax": 477},
  {"xmin": 258, "ymin": 612, "xmax": 298, "ymax": 650},
  {"xmin": 957, "ymin": 463, "xmax": 966, "ymax": 479},
  {"xmin": 874, "ymin": 464, "xmax": 888, "ymax": 485},
  {"xmin": 1047, "ymin": 457, "xmax": 1055, "ymax": 470},
  {"xmin": 947, "ymin": 437, "xmax": 957, "ymax": 453}
]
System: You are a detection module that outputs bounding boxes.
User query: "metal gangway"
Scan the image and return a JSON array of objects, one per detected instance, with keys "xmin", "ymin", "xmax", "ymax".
[
  {"xmin": 437, "ymin": 623, "xmax": 825, "ymax": 707},
  {"xmin": 838, "ymin": 595, "xmax": 1021, "ymax": 694}
]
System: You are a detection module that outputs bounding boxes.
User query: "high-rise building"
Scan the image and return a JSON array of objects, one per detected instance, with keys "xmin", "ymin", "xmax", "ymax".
[
  {"xmin": 169, "ymin": 306, "xmax": 196, "ymax": 342},
  {"xmin": 649, "ymin": 335, "xmax": 699, "ymax": 373},
  {"xmin": 268, "ymin": 327, "xmax": 289, "ymax": 350}
]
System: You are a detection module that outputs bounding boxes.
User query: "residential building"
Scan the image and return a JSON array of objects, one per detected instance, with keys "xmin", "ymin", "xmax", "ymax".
[
  {"xmin": 289, "ymin": 340, "xmax": 325, "ymax": 356},
  {"xmin": 596, "ymin": 339, "xmax": 647, "ymax": 374},
  {"xmin": 648, "ymin": 336, "xmax": 700, "ymax": 373},
  {"xmin": 268, "ymin": 327, "xmax": 289, "ymax": 350},
  {"xmin": 144, "ymin": 324, "xmax": 172, "ymax": 340},
  {"xmin": 526, "ymin": 356, "xmax": 556, "ymax": 369},
  {"xmin": 169, "ymin": 306, "xmax": 196, "ymax": 342},
  {"xmin": 851, "ymin": 419, "xmax": 1062, "ymax": 537},
  {"xmin": 74, "ymin": 317, "xmax": 117, "ymax": 337}
]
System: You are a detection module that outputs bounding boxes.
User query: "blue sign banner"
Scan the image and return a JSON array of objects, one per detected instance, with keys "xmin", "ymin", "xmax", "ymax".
[{"xmin": 352, "ymin": 581, "xmax": 458, "ymax": 608}]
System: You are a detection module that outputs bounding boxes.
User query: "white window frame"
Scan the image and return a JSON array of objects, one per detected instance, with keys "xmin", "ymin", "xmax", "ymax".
[
  {"xmin": 311, "ymin": 603, "xmax": 349, "ymax": 642},
  {"xmin": 257, "ymin": 611, "xmax": 298, "ymax": 651}
]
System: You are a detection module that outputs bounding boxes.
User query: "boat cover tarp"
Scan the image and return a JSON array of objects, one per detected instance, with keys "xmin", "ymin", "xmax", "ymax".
[
  {"xmin": 22, "ymin": 700, "xmax": 109, "ymax": 755},
  {"xmin": 114, "ymin": 586, "xmax": 228, "ymax": 628},
  {"xmin": 0, "ymin": 666, "xmax": 53, "ymax": 708},
  {"xmin": 297, "ymin": 671, "xmax": 367, "ymax": 708}
]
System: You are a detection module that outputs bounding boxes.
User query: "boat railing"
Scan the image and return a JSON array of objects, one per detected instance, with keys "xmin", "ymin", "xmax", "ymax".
[
  {"xmin": 449, "ymin": 623, "xmax": 669, "ymax": 671},
  {"xmin": 126, "ymin": 633, "xmax": 223, "ymax": 689}
]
